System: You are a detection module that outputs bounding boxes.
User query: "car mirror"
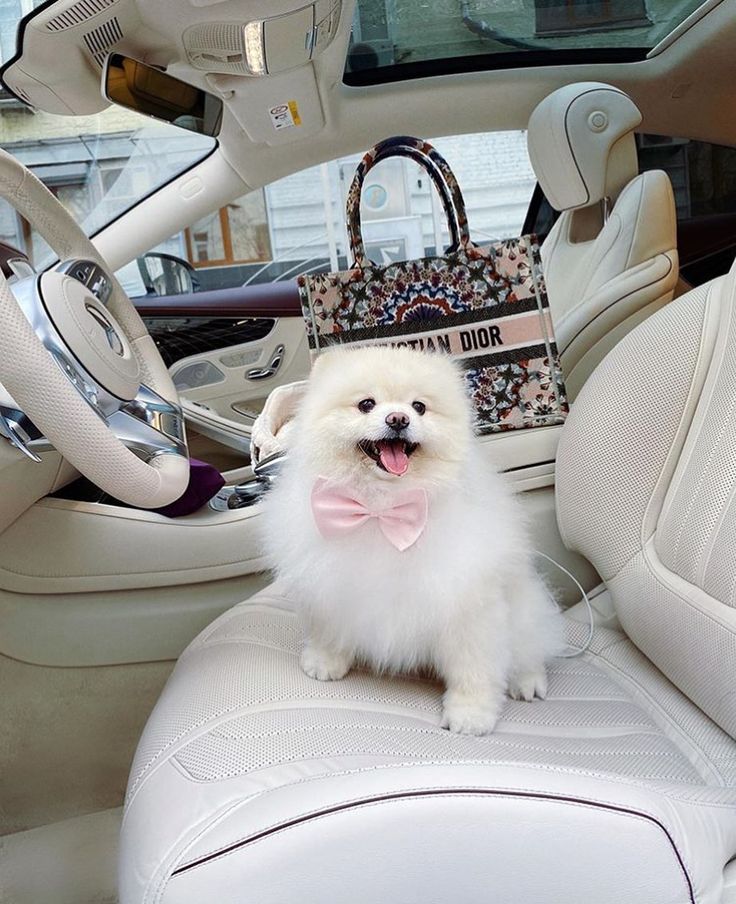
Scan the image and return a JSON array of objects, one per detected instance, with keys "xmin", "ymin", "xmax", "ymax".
[
  {"xmin": 103, "ymin": 53, "xmax": 223, "ymax": 137},
  {"xmin": 137, "ymin": 252, "xmax": 200, "ymax": 297}
]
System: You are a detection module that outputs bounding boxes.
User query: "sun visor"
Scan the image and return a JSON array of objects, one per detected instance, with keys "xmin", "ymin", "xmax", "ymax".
[
  {"xmin": 1, "ymin": 0, "xmax": 147, "ymax": 114},
  {"xmin": 1, "ymin": 0, "xmax": 339, "ymax": 136}
]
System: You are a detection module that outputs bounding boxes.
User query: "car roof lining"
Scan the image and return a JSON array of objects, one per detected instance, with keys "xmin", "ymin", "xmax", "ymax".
[{"xmin": 2, "ymin": 0, "xmax": 736, "ymax": 270}]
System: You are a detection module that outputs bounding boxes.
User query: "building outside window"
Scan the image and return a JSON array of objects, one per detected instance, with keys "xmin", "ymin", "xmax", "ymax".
[
  {"xmin": 184, "ymin": 193, "xmax": 272, "ymax": 268},
  {"xmin": 534, "ymin": 0, "xmax": 650, "ymax": 36}
]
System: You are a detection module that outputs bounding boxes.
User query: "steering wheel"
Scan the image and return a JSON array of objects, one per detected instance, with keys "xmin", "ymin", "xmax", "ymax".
[{"xmin": 0, "ymin": 149, "xmax": 190, "ymax": 508}]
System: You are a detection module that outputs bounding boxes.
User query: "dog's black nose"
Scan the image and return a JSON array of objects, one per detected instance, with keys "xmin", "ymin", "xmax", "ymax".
[{"xmin": 385, "ymin": 411, "xmax": 410, "ymax": 432}]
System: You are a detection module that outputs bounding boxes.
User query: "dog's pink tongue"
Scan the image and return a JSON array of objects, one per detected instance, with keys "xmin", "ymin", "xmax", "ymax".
[{"xmin": 378, "ymin": 441, "xmax": 409, "ymax": 476}]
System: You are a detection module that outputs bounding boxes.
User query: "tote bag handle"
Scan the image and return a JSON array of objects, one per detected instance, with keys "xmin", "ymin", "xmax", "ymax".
[{"xmin": 346, "ymin": 135, "xmax": 472, "ymax": 268}]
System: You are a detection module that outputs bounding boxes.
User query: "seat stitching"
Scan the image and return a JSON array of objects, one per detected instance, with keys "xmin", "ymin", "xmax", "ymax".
[
  {"xmin": 652, "ymin": 282, "xmax": 718, "ymax": 542},
  {"xmin": 124, "ymin": 696, "xmax": 444, "ymax": 813},
  {"xmin": 701, "ymin": 461, "xmax": 736, "ymax": 600},
  {"xmin": 585, "ymin": 607, "xmax": 729, "ymax": 787},
  {"xmin": 623, "ymin": 174, "xmax": 646, "ymax": 271},
  {"xmin": 559, "ymin": 253, "xmax": 674, "ymax": 356},
  {"xmin": 223, "ymin": 756, "xmax": 736, "ymax": 807},
  {"xmin": 172, "ymin": 717, "xmax": 702, "ymax": 760},
  {"xmin": 553, "ymin": 214, "xmax": 622, "ymax": 337},
  {"xmin": 175, "ymin": 756, "xmax": 701, "ymax": 789},
  {"xmin": 642, "ymin": 281, "xmax": 717, "ymax": 560},
  {"xmin": 184, "ymin": 602, "xmax": 298, "ymax": 650},
  {"xmin": 164, "ymin": 789, "xmax": 694, "ymax": 904},
  {"xmin": 126, "ymin": 633, "xmax": 650, "ymax": 803},
  {"xmin": 670, "ymin": 389, "xmax": 736, "ymax": 572},
  {"xmin": 662, "ymin": 282, "xmax": 736, "ymax": 570},
  {"xmin": 590, "ymin": 279, "xmax": 716, "ymax": 583},
  {"xmin": 643, "ymin": 543, "xmax": 736, "ymax": 637},
  {"xmin": 128, "ymin": 626, "xmax": 712, "ymax": 809},
  {"xmin": 200, "ymin": 733, "xmax": 691, "ymax": 759}
]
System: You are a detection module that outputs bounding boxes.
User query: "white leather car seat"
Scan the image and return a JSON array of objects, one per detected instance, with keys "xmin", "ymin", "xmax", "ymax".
[
  {"xmin": 528, "ymin": 83, "xmax": 679, "ymax": 399},
  {"xmin": 120, "ymin": 265, "xmax": 736, "ymax": 902}
]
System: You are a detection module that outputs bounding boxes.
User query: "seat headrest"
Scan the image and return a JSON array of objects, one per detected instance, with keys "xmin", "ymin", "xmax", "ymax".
[{"xmin": 528, "ymin": 82, "xmax": 642, "ymax": 212}]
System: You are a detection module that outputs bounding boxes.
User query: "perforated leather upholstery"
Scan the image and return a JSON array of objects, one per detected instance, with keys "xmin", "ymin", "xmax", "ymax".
[
  {"xmin": 558, "ymin": 267, "xmax": 736, "ymax": 741},
  {"xmin": 120, "ymin": 588, "xmax": 736, "ymax": 903},
  {"xmin": 527, "ymin": 84, "xmax": 679, "ymax": 398},
  {"xmin": 120, "ymin": 267, "xmax": 736, "ymax": 902}
]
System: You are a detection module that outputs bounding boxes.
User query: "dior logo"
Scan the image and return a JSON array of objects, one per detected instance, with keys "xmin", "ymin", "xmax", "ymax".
[
  {"xmin": 86, "ymin": 304, "xmax": 124, "ymax": 356},
  {"xmin": 459, "ymin": 325, "xmax": 504, "ymax": 352}
]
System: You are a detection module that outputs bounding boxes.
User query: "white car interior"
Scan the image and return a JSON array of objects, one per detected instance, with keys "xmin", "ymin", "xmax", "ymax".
[
  {"xmin": 0, "ymin": 0, "xmax": 735, "ymax": 902},
  {"xmin": 528, "ymin": 82, "xmax": 679, "ymax": 398},
  {"xmin": 178, "ymin": 315, "xmax": 309, "ymax": 457},
  {"xmin": 122, "ymin": 256, "xmax": 736, "ymax": 901}
]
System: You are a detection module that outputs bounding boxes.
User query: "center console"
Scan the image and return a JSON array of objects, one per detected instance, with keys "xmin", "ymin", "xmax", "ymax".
[{"xmin": 0, "ymin": 422, "xmax": 599, "ymax": 670}]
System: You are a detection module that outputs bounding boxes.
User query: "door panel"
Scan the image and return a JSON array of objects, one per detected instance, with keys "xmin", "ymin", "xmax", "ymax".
[
  {"xmin": 177, "ymin": 318, "xmax": 309, "ymax": 451},
  {"xmin": 174, "ymin": 318, "xmax": 308, "ymax": 437},
  {"xmin": 135, "ymin": 282, "xmax": 308, "ymax": 457},
  {"xmin": 143, "ymin": 316, "xmax": 276, "ymax": 369}
]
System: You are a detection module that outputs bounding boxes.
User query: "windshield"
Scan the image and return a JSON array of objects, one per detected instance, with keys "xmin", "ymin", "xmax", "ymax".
[
  {"xmin": 0, "ymin": 96, "xmax": 215, "ymax": 269},
  {"xmin": 345, "ymin": 0, "xmax": 707, "ymax": 82}
]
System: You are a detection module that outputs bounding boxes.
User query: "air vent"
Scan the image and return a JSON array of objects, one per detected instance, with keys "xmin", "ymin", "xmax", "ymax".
[
  {"xmin": 82, "ymin": 16, "xmax": 123, "ymax": 67},
  {"xmin": 45, "ymin": 0, "xmax": 118, "ymax": 32},
  {"xmin": 183, "ymin": 23, "xmax": 249, "ymax": 76}
]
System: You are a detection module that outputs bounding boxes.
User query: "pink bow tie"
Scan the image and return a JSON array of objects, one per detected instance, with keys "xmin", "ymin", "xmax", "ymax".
[{"xmin": 311, "ymin": 478, "xmax": 428, "ymax": 551}]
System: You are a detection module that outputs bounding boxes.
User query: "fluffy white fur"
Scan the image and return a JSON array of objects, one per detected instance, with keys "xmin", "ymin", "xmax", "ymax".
[{"xmin": 261, "ymin": 346, "xmax": 562, "ymax": 735}]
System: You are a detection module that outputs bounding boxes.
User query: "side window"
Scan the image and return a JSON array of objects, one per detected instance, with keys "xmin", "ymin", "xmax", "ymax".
[
  {"xmin": 183, "ymin": 193, "xmax": 272, "ymax": 273},
  {"xmin": 637, "ymin": 135, "xmax": 736, "ymax": 286},
  {"xmin": 121, "ymin": 130, "xmax": 537, "ymax": 296},
  {"xmin": 524, "ymin": 133, "xmax": 736, "ymax": 287},
  {"xmin": 0, "ymin": 105, "xmax": 213, "ymax": 274}
]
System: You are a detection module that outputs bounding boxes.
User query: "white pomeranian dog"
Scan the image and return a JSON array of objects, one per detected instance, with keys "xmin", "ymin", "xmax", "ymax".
[{"xmin": 261, "ymin": 345, "xmax": 562, "ymax": 735}]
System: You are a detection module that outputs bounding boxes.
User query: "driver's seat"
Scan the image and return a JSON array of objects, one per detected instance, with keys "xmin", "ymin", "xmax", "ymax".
[{"xmin": 119, "ymin": 265, "xmax": 736, "ymax": 903}]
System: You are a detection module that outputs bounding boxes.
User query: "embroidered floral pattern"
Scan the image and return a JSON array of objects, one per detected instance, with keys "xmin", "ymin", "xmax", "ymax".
[
  {"xmin": 299, "ymin": 242, "xmax": 542, "ymax": 337},
  {"xmin": 464, "ymin": 358, "xmax": 568, "ymax": 433},
  {"xmin": 298, "ymin": 136, "xmax": 569, "ymax": 433}
]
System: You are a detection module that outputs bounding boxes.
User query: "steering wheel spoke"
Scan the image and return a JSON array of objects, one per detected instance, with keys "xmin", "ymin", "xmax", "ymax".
[
  {"xmin": 0, "ymin": 404, "xmax": 49, "ymax": 462},
  {"xmin": 110, "ymin": 385, "xmax": 187, "ymax": 463},
  {"xmin": 0, "ymin": 149, "xmax": 190, "ymax": 507}
]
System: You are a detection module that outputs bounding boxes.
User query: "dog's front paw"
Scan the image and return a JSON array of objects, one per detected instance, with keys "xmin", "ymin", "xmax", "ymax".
[
  {"xmin": 300, "ymin": 645, "xmax": 352, "ymax": 682},
  {"xmin": 507, "ymin": 667, "xmax": 548, "ymax": 702},
  {"xmin": 441, "ymin": 690, "xmax": 502, "ymax": 736}
]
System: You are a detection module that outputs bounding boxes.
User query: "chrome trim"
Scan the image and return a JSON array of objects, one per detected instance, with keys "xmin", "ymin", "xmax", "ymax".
[
  {"xmin": 2, "ymin": 268, "xmax": 188, "ymax": 465},
  {"xmin": 86, "ymin": 304, "xmax": 124, "ymax": 355},
  {"xmin": 210, "ymin": 451, "xmax": 287, "ymax": 510},
  {"xmin": 12, "ymin": 274, "xmax": 116, "ymax": 418},
  {"xmin": 252, "ymin": 450, "xmax": 287, "ymax": 480},
  {"xmin": 56, "ymin": 258, "xmax": 113, "ymax": 305},
  {"xmin": 0, "ymin": 406, "xmax": 43, "ymax": 462},
  {"xmin": 247, "ymin": 343, "xmax": 285, "ymax": 381},
  {"xmin": 109, "ymin": 385, "xmax": 188, "ymax": 462}
]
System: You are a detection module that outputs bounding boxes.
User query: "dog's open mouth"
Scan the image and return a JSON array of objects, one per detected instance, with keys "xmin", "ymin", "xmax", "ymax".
[{"xmin": 358, "ymin": 439, "xmax": 418, "ymax": 476}]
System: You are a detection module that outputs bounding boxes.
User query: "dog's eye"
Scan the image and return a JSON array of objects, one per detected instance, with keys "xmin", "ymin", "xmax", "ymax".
[
  {"xmin": 412, "ymin": 400, "xmax": 426, "ymax": 415},
  {"xmin": 357, "ymin": 398, "xmax": 376, "ymax": 413}
]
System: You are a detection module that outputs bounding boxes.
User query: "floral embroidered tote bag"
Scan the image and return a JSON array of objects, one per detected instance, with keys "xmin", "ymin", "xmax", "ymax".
[{"xmin": 298, "ymin": 135, "xmax": 568, "ymax": 433}]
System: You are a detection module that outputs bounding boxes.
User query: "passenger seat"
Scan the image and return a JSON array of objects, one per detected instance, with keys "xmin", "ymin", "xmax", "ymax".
[{"xmin": 528, "ymin": 82, "xmax": 678, "ymax": 398}]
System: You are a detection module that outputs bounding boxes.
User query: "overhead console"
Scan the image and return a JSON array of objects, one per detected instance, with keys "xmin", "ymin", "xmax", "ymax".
[
  {"xmin": 184, "ymin": 1, "xmax": 341, "ymax": 77},
  {"xmin": 0, "ymin": 0, "xmax": 342, "ymax": 141}
]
